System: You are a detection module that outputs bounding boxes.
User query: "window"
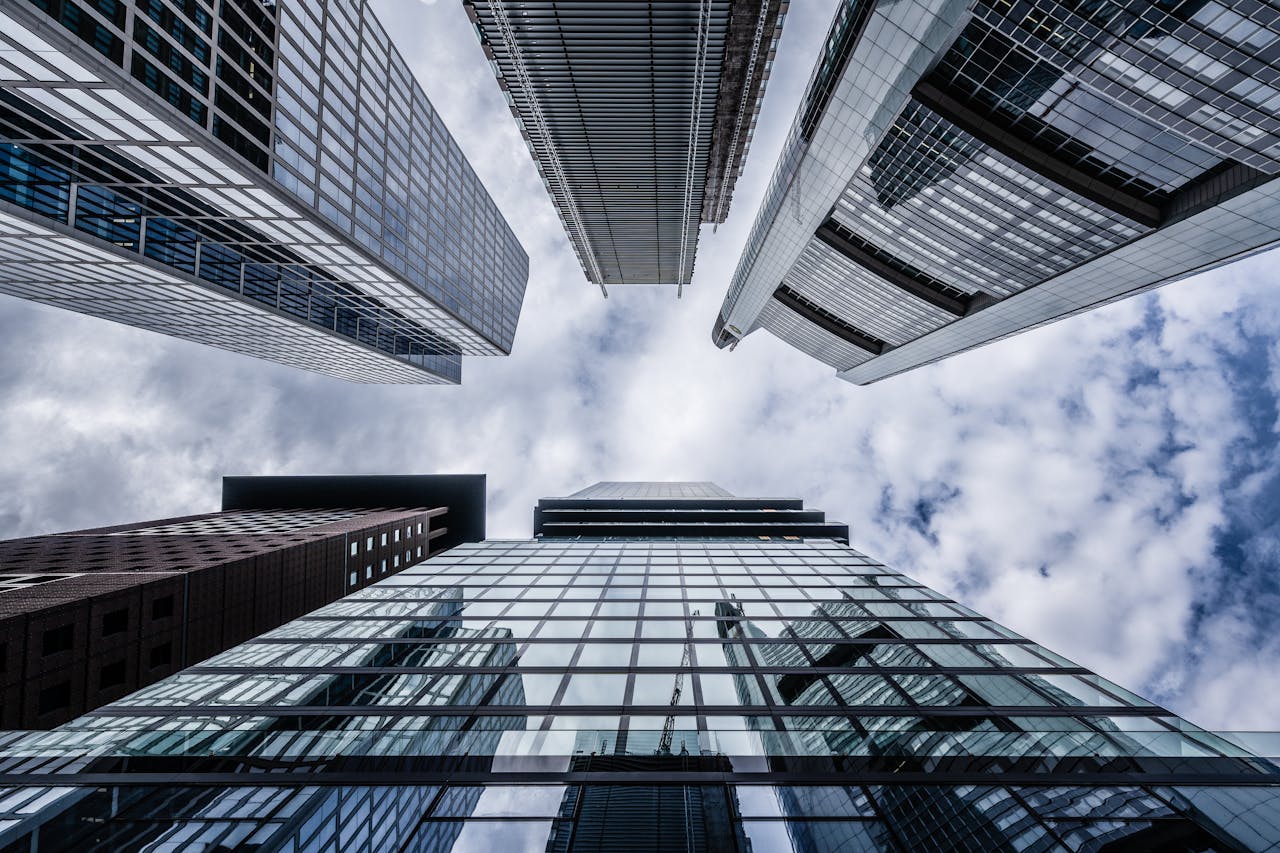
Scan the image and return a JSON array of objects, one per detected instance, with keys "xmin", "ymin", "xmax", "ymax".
[
  {"xmin": 42, "ymin": 624, "xmax": 74, "ymax": 656},
  {"xmin": 99, "ymin": 660, "xmax": 127, "ymax": 689},
  {"xmin": 380, "ymin": 559, "xmax": 387, "ymax": 574},
  {"xmin": 38, "ymin": 682, "xmax": 71, "ymax": 716},
  {"xmin": 394, "ymin": 529, "xmax": 401, "ymax": 543},
  {"xmin": 350, "ymin": 542, "xmax": 358, "ymax": 557},
  {"xmin": 365, "ymin": 565, "xmax": 373, "ymax": 579},
  {"xmin": 380, "ymin": 533, "xmax": 388, "ymax": 546},
  {"xmin": 152, "ymin": 595, "xmax": 174, "ymax": 620},
  {"xmin": 102, "ymin": 608, "xmax": 129, "ymax": 636},
  {"xmin": 366, "ymin": 537, "xmax": 374, "ymax": 550},
  {"xmin": 149, "ymin": 642, "xmax": 172, "ymax": 669}
]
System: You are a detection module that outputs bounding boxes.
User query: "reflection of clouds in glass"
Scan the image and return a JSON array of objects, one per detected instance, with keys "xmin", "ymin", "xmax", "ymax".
[
  {"xmin": 517, "ymin": 643, "xmax": 579, "ymax": 667},
  {"xmin": 597, "ymin": 601, "xmax": 639, "ymax": 617},
  {"xmin": 575, "ymin": 642, "xmax": 633, "ymax": 666},
  {"xmin": 632, "ymin": 673, "xmax": 693, "ymax": 706},
  {"xmin": 535, "ymin": 621, "xmax": 588, "ymax": 639},
  {"xmin": 471, "ymin": 785, "xmax": 568, "ymax": 817},
  {"xmin": 587, "ymin": 619, "xmax": 636, "ymax": 639},
  {"xmin": 642, "ymin": 620, "xmax": 688, "ymax": 639},
  {"xmin": 446, "ymin": 819, "xmax": 555, "ymax": 853},
  {"xmin": 636, "ymin": 643, "xmax": 685, "ymax": 666},
  {"xmin": 561, "ymin": 674, "xmax": 627, "ymax": 705}
]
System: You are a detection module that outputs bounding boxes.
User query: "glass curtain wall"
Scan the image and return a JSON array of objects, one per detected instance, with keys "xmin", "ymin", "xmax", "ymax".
[{"xmin": 0, "ymin": 539, "xmax": 1276, "ymax": 850}]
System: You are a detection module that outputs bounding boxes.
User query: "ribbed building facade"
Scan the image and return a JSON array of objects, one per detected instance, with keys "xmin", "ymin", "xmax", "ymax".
[
  {"xmin": 464, "ymin": 1, "xmax": 786, "ymax": 293},
  {"xmin": 714, "ymin": 0, "xmax": 1280, "ymax": 384},
  {"xmin": 0, "ymin": 474, "xmax": 484, "ymax": 729},
  {"xmin": 0, "ymin": 481, "xmax": 1275, "ymax": 850},
  {"xmin": 0, "ymin": 0, "xmax": 528, "ymax": 383}
]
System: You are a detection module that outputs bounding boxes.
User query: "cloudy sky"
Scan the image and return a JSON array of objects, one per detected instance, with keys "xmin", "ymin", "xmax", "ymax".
[{"xmin": 0, "ymin": 0, "xmax": 1277, "ymax": 733}]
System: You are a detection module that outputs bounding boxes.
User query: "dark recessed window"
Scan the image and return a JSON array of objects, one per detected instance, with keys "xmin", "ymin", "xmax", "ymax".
[
  {"xmin": 152, "ymin": 595, "xmax": 174, "ymax": 620},
  {"xmin": 38, "ymin": 681, "xmax": 71, "ymax": 716},
  {"xmin": 99, "ymin": 660, "xmax": 127, "ymax": 689},
  {"xmin": 149, "ymin": 642, "xmax": 172, "ymax": 669},
  {"xmin": 41, "ymin": 624, "xmax": 74, "ymax": 656},
  {"xmin": 102, "ymin": 608, "xmax": 129, "ymax": 636}
]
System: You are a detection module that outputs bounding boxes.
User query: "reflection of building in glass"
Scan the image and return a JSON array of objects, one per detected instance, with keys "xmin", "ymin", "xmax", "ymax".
[
  {"xmin": 720, "ymin": 598, "xmax": 1253, "ymax": 851},
  {"xmin": 463, "ymin": 3, "xmax": 785, "ymax": 293},
  {"xmin": 0, "ymin": 481, "xmax": 1277, "ymax": 850},
  {"xmin": 714, "ymin": 0, "xmax": 1280, "ymax": 384},
  {"xmin": 1, "ymin": 1, "xmax": 527, "ymax": 383}
]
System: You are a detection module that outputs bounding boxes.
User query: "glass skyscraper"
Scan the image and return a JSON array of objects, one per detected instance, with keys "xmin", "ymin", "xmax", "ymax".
[
  {"xmin": 0, "ymin": 0, "xmax": 528, "ymax": 383},
  {"xmin": 713, "ymin": 0, "xmax": 1280, "ymax": 384},
  {"xmin": 463, "ymin": 2, "xmax": 786, "ymax": 294},
  {"xmin": 0, "ymin": 481, "xmax": 1276, "ymax": 851}
]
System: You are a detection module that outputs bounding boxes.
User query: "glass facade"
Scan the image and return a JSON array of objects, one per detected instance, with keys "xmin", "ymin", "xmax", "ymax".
[
  {"xmin": 714, "ymin": 0, "xmax": 1280, "ymax": 385},
  {"xmin": 464, "ymin": 1, "xmax": 785, "ymax": 291},
  {"xmin": 0, "ymin": 482, "xmax": 1275, "ymax": 850},
  {"xmin": 0, "ymin": 0, "xmax": 528, "ymax": 384}
]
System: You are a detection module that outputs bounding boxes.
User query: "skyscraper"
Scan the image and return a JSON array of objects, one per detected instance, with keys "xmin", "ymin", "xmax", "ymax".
[
  {"xmin": 0, "ymin": 480, "xmax": 1276, "ymax": 850},
  {"xmin": 463, "ymin": 1, "xmax": 786, "ymax": 294},
  {"xmin": 0, "ymin": 0, "xmax": 528, "ymax": 383},
  {"xmin": 714, "ymin": 0, "xmax": 1280, "ymax": 384},
  {"xmin": 0, "ymin": 474, "xmax": 485, "ymax": 729}
]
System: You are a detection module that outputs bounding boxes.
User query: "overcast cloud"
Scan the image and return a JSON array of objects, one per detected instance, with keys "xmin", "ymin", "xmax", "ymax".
[{"xmin": 0, "ymin": 0, "xmax": 1276, "ymax": 733}]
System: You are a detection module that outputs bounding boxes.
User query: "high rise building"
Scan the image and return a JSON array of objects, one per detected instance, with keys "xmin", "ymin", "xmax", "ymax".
[
  {"xmin": 0, "ymin": 481, "xmax": 1276, "ymax": 851},
  {"xmin": 463, "ymin": 1, "xmax": 786, "ymax": 294},
  {"xmin": 0, "ymin": 0, "xmax": 528, "ymax": 384},
  {"xmin": 0, "ymin": 474, "xmax": 485, "ymax": 729},
  {"xmin": 713, "ymin": 0, "xmax": 1280, "ymax": 384}
]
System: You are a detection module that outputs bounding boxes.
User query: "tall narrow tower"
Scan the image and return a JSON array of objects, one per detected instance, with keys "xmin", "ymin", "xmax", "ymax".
[
  {"xmin": 0, "ymin": 480, "xmax": 1275, "ymax": 851},
  {"xmin": 464, "ymin": 3, "xmax": 786, "ymax": 294}
]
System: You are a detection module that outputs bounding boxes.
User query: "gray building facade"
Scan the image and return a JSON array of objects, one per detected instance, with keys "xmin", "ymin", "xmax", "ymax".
[
  {"xmin": 714, "ymin": 0, "xmax": 1280, "ymax": 384},
  {"xmin": 0, "ymin": 481, "xmax": 1275, "ymax": 850},
  {"xmin": 464, "ymin": 1, "xmax": 786, "ymax": 294},
  {"xmin": 0, "ymin": 0, "xmax": 528, "ymax": 383}
]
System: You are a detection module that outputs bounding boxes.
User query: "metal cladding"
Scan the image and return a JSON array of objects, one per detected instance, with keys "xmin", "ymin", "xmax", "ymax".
[
  {"xmin": 0, "ymin": 0, "xmax": 528, "ymax": 383},
  {"xmin": 715, "ymin": 0, "xmax": 1280, "ymax": 383},
  {"xmin": 464, "ymin": 1, "xmax": 786, "ymax": 291},
  {"xmin": 0, "ymin": 481, "xmax": 1276, "ymax": 848}
]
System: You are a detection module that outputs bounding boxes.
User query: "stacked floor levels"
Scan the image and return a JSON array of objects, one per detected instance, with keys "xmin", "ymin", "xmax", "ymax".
[
  {"xmin": 715, "ymin": 0, "xmax": 1280, "ymax": 384},
  {"xmin": 0, "ymin": 474, "xmax": 484, "ymax": 728},
  {"xmin": 0, "ymin": 482, "xmax": 1275, "ymax": 850}
]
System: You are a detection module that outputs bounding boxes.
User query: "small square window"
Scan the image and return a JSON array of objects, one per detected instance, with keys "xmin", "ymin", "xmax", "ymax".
[
  {"xmin": 42, "ymin": 624, "xmax": 74, "ymax": 656},
  {"xmin": 38, "ymin": 681, "xmax": 70, "ymax": 716},
  {"xmin": 102, "ymin": 608, "xmax": 128, "ymax": 636},
  {"xmin": 149, "ymin": 642, "xmax": 172, "ymax": 669},
  {"xmin": 152, "ymin": 596, "xmax": 174, "ymax": 620},
  {"xmin": 99, "ymin": 659, "xmax": 127, "ymax": 689}
]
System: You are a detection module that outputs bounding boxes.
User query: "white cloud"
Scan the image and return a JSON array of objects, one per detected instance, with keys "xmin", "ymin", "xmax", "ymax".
[{"xmin": 0, "ymin": 0, "xmax": 1275, "ymax": 734}]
